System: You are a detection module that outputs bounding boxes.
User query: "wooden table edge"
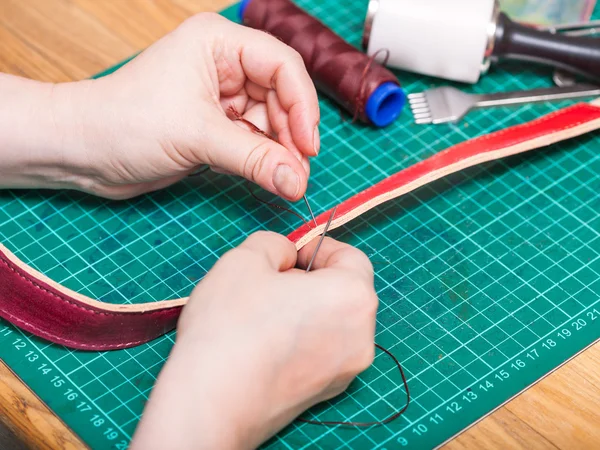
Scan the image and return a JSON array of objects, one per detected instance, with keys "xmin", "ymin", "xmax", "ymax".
[{"xmin": 0, "ymin": 360, "xmax": 86, "ymax": 449}]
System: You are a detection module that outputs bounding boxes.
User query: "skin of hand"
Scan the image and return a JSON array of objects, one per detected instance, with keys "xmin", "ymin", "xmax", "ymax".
[
  {"xmin": 130, "ymin": 232, "xmax": 378, "ymax": 450},
  {"xmin": 0, "ymin": 13, "xmax": 319, "ymax": 201},
  {"xmin": 0, "ymin": 12, "xmax": 374, "ymax": 449}
]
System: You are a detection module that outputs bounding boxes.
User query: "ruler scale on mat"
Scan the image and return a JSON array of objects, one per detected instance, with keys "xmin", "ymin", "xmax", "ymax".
[{"xmin": 1, "ymin": 2, "xmax": 600, "ymax": 449}]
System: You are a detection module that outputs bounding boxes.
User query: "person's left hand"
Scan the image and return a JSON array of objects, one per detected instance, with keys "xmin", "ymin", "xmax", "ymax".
[{"xmin": 58, "ymin": 13, "xmax": 319, "ymax": 200}]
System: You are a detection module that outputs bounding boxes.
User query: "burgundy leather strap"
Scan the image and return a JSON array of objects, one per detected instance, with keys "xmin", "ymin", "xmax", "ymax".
[
  {"xmin": 2, "ymin": 101, "xmax": 600, "ymax": 350},
  {"xmin": 0, "ymin": 245, "xmax": 184, "ymax": 350}
]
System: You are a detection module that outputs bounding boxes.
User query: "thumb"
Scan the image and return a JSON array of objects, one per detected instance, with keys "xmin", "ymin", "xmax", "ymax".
[
  {"xmin": 238, "ymin": 231, "xmax": 298, "ymax": 272},
  {"xmin": 205, "ymin": 115, "xmax": 308, "ymax": 201}
]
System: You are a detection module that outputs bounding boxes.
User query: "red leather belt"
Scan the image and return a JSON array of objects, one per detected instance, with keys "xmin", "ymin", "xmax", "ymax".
[{"xmin": 2, "ymin": 101, "xmax": 600, "ymax": 351}]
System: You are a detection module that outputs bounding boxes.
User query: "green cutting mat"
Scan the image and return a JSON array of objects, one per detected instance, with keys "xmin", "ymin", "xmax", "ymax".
[{"xmin": 2, "ymin": 2, "xmax": 600, "ymax": 449}]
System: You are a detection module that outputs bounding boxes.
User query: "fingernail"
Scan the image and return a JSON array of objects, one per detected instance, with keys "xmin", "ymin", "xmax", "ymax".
[
  {"xmin": 313, "ymin": 125, "xmax": 320, "ymax": 155},
  {"xmin": 301, "ymin": 158, "xmax": 311, "ymax": 176},
  {"xmin": 273, "ymin": 165, "xmax": 300, "ymax": 199}
]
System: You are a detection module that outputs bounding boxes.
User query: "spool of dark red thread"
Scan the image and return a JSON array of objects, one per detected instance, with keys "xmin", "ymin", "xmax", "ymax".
[{"xmin": 240, "ymin": 0, "xmax": 405, "ymax": 127}]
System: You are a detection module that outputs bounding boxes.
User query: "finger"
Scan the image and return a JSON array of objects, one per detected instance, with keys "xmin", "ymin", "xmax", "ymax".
[
  {"xmin": 240, "ymin": 102, "xmax": 273, "ymax": 135},
  {"xmin": 245, "ymin": 80, "xmax": 269, "ymax": 103},
  {"xmin": 204, "ymin": 113, "xmax": 307, "ymax": 201},
  {"xmin": 242, "ymin": 99, "xmax": 311, "ymax": 177},
  {"xmin": 297, "ymin": 237, "xmax": 374, "ymax": 280},
  {"xmin": 228, "ymin": 23, "xmax": 320, "ymax": 157},
  {"xmin": 238, "ymin": 231, "xmax": 298, "ymax": 271},
  {"xmin": 266, "ymin": 92, "xmax": 312, "ymax": 176},
  {"xmin": 246, "ymin": 81, "xmax": 313, "ymax": 175},
  {"xmin": 245, "ymin": 98, "xmax": 260, "ymax": 111},
  {"xmin": 299, "ymin": 154, "xmax": 310, "ymax": 179},
  {"xmin": 210, "ymin": 166, "xmax": 235, "ymax": 175},
  {"xmin": 220, "ymin": 91, "xmax": 249, "ymax": 115},
  {"xmin": 238, "ymin": 103, "xmax": 308, "ymax": 179}
]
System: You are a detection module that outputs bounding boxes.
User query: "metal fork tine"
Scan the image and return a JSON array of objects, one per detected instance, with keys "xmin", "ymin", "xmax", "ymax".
[
  {"xmin": 409, "ymin": 102, "xmax": 428, "ymax": 110},
  {"xmin": 410, "ymin": 106, "xmax": 430, "ymax": 114},
  {"xmin": 413, "ymin": 112, "xmax": 432, "ymax": 119},
  {"xmin": 411, "ymin": 84, "xmax": 600, "ymax": 126},
  {"xmin": 410, "ymin": 86, "xmax": 471, "ymax": 125}
]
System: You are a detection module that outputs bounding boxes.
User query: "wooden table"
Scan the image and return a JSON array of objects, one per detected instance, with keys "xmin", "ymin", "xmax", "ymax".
[{"xmin": 0, "ymin": 0, "xmax": 599, "ymax": 448}]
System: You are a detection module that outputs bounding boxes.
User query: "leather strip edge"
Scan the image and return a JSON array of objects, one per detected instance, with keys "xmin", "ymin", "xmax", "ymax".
[{"xmin": 2, "ymin": 102, "xmax": 600, "ymax": 349}]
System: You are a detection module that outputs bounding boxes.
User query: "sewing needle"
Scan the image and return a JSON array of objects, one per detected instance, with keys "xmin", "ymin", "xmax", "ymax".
[
  {"xmin": 306, "ymin": 206, "xmax": 337, "ymax": 273},
  {"xmin": 303, "ymin": 195, "xmax": 318, "ymax": 227}
]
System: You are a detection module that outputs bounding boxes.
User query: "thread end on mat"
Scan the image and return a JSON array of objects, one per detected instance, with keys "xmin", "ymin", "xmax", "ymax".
[{"xmin": 366, "ymin": 82, "xmax": 405, "ymax": 127}]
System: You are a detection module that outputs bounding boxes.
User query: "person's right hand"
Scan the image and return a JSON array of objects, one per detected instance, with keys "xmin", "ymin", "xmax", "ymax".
[
  {"xmin": 0, "ymin": 13, "xmax": 319, "ymax": 200},
  {"xmin": 131, "ymin": 231, "xmax": 378, "ymax": 450}
]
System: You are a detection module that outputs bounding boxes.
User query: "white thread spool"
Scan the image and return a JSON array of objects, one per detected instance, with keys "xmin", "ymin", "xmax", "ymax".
[{"xmin": 363, "ymin": 0, "xmax": 498, "ymax": 84}]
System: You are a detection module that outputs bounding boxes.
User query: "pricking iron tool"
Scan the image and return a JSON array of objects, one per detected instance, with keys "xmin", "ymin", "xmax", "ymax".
[{"xmin": 362, "ymin": 0, "xmax": 600, "ymax": 84}]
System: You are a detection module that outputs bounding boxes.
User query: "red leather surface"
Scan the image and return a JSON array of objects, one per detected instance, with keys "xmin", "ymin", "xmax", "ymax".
[
  {"xmin": 1, "ymin": 102, "xmax": 599, "ymax": 350},
  {"xmin": 0, "ymin": 249, "xmax": 182, "ymax": 350},
  {"xmin": 287, "ymin": 103, "xmax": 600, "ymax": 244}
]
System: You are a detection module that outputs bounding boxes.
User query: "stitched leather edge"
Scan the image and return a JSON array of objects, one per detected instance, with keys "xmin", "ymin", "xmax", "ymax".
[{"xmin": 2, "ymin": 102, "xmax": 600, "ymax": 350}]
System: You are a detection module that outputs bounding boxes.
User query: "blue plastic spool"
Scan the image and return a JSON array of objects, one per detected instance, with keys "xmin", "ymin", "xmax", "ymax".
[
  {"xmin": 239, "ymin": 0, "xmax": 405, "ymax": 127},
  {"xmin": 364, "ymin": 82, "xmax": 405, "ymax": 127},
  {"xmin": 239, "ymin": 0, "xmax": 253, "ymax": 19}
]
